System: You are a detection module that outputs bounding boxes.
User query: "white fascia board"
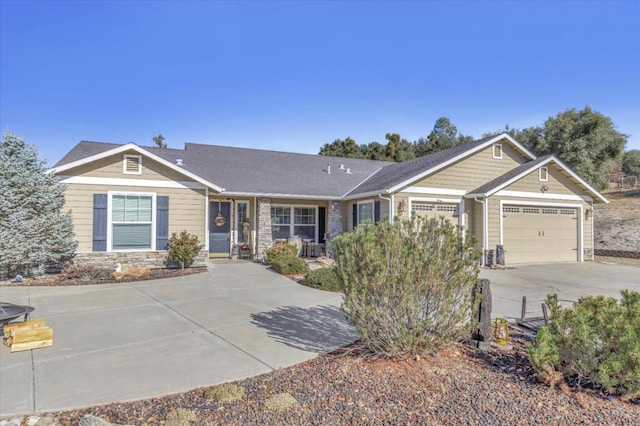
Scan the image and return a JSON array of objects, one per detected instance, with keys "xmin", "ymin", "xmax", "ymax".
[
  {"xmin": 49, "ymin": 143, "xmax": 224, "ymax": 193},
  {"xmin": 484, "ymin": 157, "xmax": 554, "ymax": 197},
  {"xmin": 483, "ymin": 156, "xmax": 608, "ymax": 204},
  {"xmin": 495, "ymin": 190, "xmax": 592, "ymax": 202},
  {"xmin": 549, "ymin": 156, "xmax": 609, "ymax": 204},
  {"xmin": 386, "ymin": 133, "xmax": 536, "ymax": 194},
  {"xmin": 499, "ymin": 133, "xmax": 538, "ymax": 160},
  {"xmin": 341, "ymin": 189, "xmax": 390, "ymax": 201},
  {"xmin": 59, "ymin": 176, "xmax": 206, "ymax": 190},
  {"xmin": 341, "ymin": 166, "xmax": 387, "ymax": 199},
  {"xmin": 221, "ymin": 191, "xmax": 339, "ymax": 201},
  {"xmin": 401, "ymin": 186, "xmax": 466, "ymax": 196}
]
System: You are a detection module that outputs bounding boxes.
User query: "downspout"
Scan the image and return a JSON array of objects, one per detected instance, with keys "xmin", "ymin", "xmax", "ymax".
[
  {"xmin": 474, "ymin": 197, "xmax": 486, "ymax": 267},
  {"xmin": 378, "ymin": 193, "xmax": 392, "ymax": 224},
  {"xmin": 589, "ymin": 199, "xmax": 594, "ymax": 262}
]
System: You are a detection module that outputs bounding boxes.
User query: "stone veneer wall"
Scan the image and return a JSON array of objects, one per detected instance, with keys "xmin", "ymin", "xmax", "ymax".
[
  {"xmin": 594, "ymin": 249, "xmax": 640, "ymax": 259},
  {"xmin": 325, "ymin": 200, "xmax": 343, "ymax": 258},
  {"xmin": 73, "ymin": 249, "xmax": 208, "ymax": 269},
  {"xmin": 256, "ymin": 197, "xmax": 272, "ymax": 261}
]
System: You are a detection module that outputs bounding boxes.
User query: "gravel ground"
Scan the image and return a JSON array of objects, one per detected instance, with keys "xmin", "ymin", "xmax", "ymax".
[
  {"xmin": 0, "ymin": 267, "xmax": 207, "ymax": 287},
  {"xmin": 595, "ymin": 189, "xmax": 640, "ymax": 251},
  {"xmin": 19, "ymin": 329, "xmax": 639, "ymax": 426}
]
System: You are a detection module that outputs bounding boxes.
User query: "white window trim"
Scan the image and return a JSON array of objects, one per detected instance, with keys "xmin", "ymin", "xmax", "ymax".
[
  {"xmin": 498, "ymin": 199, "xmax": 583, "ymax": 262},
  {"xmin": 356, "ymin": 200, "xmax": 375, "ymax": 226},
  {"xmin": 539, "ymin": 166, "xmax": 549, "ymax": 182},
  {"xmin": 235, "ymin": 200, "xmax": 250, "ymax": 244},
  {"xmin": 123, "ymin": 154, "xmax": 142, "ymax": 175},
  {"xmin": 271, "ymin": 204, "xmax": 319, "ymax": 243},
  {"xmin": 107, "ymin": 191, "xmax": 157, "ymax": 252},
  {"xmin": 492, "ymin": 144, "xmax": 503, "ymax": 159}
]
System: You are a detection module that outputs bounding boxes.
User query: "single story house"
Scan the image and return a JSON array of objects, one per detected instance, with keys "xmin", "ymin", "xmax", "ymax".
[{"xmin": 50, "ymin": 133, "xmax": 608, "ymax": 267}]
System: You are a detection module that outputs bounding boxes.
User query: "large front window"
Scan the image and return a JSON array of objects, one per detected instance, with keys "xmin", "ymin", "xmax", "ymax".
[
  {"xmin": 271, "ymin": 206, "xmax": 317, "ymax": 241},
  {"xmin": 112, "ymin": 194, "xmax": 153, "ymax": 249}
]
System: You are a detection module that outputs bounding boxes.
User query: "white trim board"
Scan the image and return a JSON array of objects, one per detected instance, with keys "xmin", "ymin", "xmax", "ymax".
[
  {"xmin": 401, "ymin": 186, "xmax": 466, "ymax": 196},
  {"xmin": 50, "ymin": 143, "xmax": 224, "ymax": 192},
  {"xmin": 387, "ymin": 133, "xmax": 537, "ymax": 194},
  {"xmin": 60, "ymin": 176, "xmax": 206, "ymax": 190},
  {"xmin": 498, "ymin": 199, "xmax": 584, "ymax": 262},
  {"xmin": 494, "ymin": 190, "xmax": 592, "ymax": 202}
]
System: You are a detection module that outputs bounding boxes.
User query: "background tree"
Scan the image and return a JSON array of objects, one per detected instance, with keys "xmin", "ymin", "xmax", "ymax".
[
  {"xmin": 152, "ymin": 134, "xmax": 167, "ymax": 149},
  {"xmin": 622, "ymin": 150, "xmax": 640, "ymax": 176},
  {"xmin": 0, "ymin": 132, "xmax": 77, "ymax": 278},
  {"xmin": 514, "ymin": 106, "xmax": 627, "ymax": 190},
  {"xmin": 319, "ymin": 137, "xmax": 365, "ymax": 159},
  {"xmin": 414, "ymin": 117, "xmax": 473, "ymax": 156},
  {"xmin": 385, "ymin": 133, "xmax": 415, "ymax": 162}
]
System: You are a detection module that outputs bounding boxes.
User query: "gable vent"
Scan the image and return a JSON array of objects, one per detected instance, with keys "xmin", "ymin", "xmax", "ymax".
[{"xmin": 123, "ymin": 155, "xmax": 142, "ymax": 175}]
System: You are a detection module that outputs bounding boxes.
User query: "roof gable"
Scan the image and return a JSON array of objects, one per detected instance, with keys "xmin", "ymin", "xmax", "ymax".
[
  {"xmin": 50, "ymin": 142, "xmax": 225, "ymax": 192},
  {"xmin": 467, "ymin": 155, "xmax": 609, "ymax": 203},
  {"xmin": 344, "ymin": 133, "xmax": 536, "ymax": 198}
]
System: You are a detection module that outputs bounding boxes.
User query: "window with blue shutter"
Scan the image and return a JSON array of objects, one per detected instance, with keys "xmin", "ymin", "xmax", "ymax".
[
  {"xmin": 156, "ymin": 196, "xmax": 169, "ymax": 250},
  {"xmin": 374, "ymin": 200, "xmax": 381, "ymax": 223},
  {"xmin": 93, "ymin": 194, "xmax": 108, "ymax": 252}
]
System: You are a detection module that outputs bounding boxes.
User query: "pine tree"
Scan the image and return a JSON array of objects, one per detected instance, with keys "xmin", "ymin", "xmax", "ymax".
[{"xmin": 0, "ymin": 132, "xmax": 78, "ymax": 277}]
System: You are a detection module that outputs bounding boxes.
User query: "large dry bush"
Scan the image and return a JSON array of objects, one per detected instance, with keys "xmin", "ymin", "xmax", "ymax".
[{"xmin": 333, "ymin": 216, "xmax": 480, "ymax": 358}]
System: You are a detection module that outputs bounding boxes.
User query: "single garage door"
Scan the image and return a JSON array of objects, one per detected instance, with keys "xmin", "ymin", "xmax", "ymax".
[
  {"xmin": 502, "ymin": 205, "xmax": 578, "ymax": 264},
  {"xmin": 411, "ymin": 202, "xmax": 458, "ymax": 222}
]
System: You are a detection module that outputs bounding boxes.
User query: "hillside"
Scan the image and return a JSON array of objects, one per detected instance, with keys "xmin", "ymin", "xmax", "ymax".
[{"xmin": 594, "ymin": 188, "xmax": 640, "ymax": 251}]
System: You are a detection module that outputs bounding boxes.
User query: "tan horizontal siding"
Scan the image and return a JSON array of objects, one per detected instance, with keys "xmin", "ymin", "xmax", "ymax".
[
  {"xmin": 63, "ymin": 183, "xmax": 205, "ymax": 253},
  {"xmin": 506, "ymin": 164, "xmax": 585, "ymax": 196},
  {"xmin": 413, "ymin": 143, "xmax": 527, "ymax": 191},
  {"xmin": 65, "ymin": 151, "xmax": 198, "ymax": 183}
]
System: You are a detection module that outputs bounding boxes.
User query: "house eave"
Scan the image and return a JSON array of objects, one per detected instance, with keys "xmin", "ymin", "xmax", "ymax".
[
  {"xmin": 219, "ymin": 191, "xmax": 340, "ymax": 201},
  {"xmin": 386, "ymin": 133, "xmax": 537, "ymax": 194},
  {"xmin": 48, "ymin": 143, "xmax": 225, "ymax": 193}
]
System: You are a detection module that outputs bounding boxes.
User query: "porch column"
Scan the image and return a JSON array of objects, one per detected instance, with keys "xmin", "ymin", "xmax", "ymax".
[
  {"xmin": 325, "ymin": 200, "xmax": 342, "ymax": 258},
  {"xmin": 256, "ymin": 197, "xmax": 272, "ymax": 261}
]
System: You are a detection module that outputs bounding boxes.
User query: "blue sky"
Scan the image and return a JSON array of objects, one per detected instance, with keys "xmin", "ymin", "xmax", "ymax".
[{"xmin": 1, "ymin": 1, "xmax": 639, "ymax": 166}]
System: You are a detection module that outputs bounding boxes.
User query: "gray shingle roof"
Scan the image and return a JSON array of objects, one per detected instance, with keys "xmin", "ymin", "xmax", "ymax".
[
  {"xmin": 55, "ymin": 141, "xmax": 392, "ymax": 198},
  {"xmin": 468, "ymin": 155, "xmax": 552, "ymax": 195},
  {"xmin": 55, "ymin": 135, "xmax": 531, "ymax": 199},
  {"xmin": 54, "ymin": 141, "xmax": 122, "ymax": 167},
  {"xmin": 345, "ymin": 136, "xmax": 497, "ymax": 196}
]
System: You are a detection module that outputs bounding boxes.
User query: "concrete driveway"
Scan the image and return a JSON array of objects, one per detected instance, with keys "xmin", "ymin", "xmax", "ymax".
[
  {"xmin": 0, "ymin": 261, "xmax": 356, "ymax": 418},
  {"xmin": 480, "ymin": 262, "xmax": 640, "ymax": 320}
]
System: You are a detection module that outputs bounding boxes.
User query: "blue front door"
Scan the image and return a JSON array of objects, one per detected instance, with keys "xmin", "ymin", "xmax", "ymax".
[{"xmin": 209, "ymin": 201, "xmax": 231, "ymax": 257}]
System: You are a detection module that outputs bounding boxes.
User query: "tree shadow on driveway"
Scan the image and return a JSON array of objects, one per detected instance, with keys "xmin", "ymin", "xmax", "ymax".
[{"xmin": 250, "ymin": 305, "xmax": 357, "ymax": 353}]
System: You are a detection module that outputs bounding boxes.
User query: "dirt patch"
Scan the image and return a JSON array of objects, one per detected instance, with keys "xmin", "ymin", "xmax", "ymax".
[
  {"xmin": 0, "ymin": 266, "xmax": 208, "ymax": 287},
  {"xmin": 595, "ymin": 189, "xmax": 640, "ymax": 251}
]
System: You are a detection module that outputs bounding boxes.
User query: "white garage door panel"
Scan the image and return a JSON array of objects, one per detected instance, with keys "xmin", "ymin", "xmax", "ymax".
[
  {"xmin": 503, "ymin": 205, "xmax": 578, "ymax": 264},
  {"xmin": 411, "ymin": 202, "xmax": 458, "ymax": 221}
]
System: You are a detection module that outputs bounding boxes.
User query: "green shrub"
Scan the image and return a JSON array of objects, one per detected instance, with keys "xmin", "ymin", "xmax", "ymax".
[
  {"xmin": 302, "ymin": 267, "xmax": 342, "ymax": 292},
  {"xmin": 333, "ymin": 216, "xmax": 480, "ymax": 358},
  {"xmin": 271, "ymin": 255, "xmax": 308, "ymax": 276},
  {"xmin": 264, "ymin": 244, "xmax": 298, "ymax": 264},
  {"xmin": 167, "ymin": 231, "xmax": 204, "ymax": 269},
  {"xmin": 527, "ymin": 290, "xmax": 640, "ymax": 399}
]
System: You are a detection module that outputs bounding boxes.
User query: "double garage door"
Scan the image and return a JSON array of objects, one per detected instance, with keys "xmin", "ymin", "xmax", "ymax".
[{"xmin": 502, "ymin": 205, "xmax": 578, "ymax": 264}]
